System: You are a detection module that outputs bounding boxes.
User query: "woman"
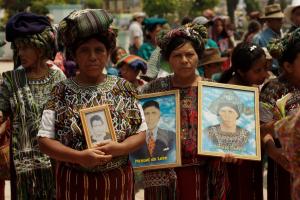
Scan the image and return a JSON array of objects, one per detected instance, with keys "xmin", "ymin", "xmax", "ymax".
[
  {"xmin": 140, "ymin": 23, "xmax": 211, "ymax": 200},
  {"xmin": 218, "ymin": 42, "xmax": 269, "ymax": 200},
  {"xmin": 204, "ymin": 90, "xmax": 251, "ymax": 152},
  {"xmin": 138, "ymin": 18, "xmax": 167, "ymax": 60},
  {"xmin": 0, "ymin": 12, "xmax": 66, "ymax": 199},
  {"xmin": 274, "ymin": 107, "xmax": 300, "ymax": 200},
  {"xmin": 197, "ymin": 48, "xmax": 227, "ymax": 79},
  {"xmin": 243, "ymin": 20, "xmax": 261, "ymax": 43},
  {"xmin": 210, "ymin": 17, "xmax": 235, "ymax": 70},
  {"xmin": 260, "ymin": 28, "xmax": 300, "ymax": 200},
  {"xmin": 0, "ymin": 111, "xmax": 9, "ymax": 200},
  {"xmin": 37, "ymin": 9, "xmax": 147, "ymax": 199},
  {"xmin": 116, "ymin": 54, "xmax": 147, "ymax": 89},
  {"xmin": 210, "ymin": 17, "xmax": 234, "ymax": 57}
]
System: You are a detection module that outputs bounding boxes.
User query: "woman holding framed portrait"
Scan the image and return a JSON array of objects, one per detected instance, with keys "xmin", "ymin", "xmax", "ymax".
[
  {"xmin": 141, "ymin": 23, "xmax": 210, "ymax": 200},
  {"xmin": 217, "ymin": 42, "xmax": 269, "ymax": 200},
  {"xmin": 37, "ymin": 9, "xmax": 147, "ymax": 199}
]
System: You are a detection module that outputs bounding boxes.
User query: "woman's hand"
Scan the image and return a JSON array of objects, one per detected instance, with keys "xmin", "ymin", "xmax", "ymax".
[
  {"xmin": 265, "ymin": 140, "xmax": 291, "ymax": 172},
  {"xmin": 0, "ymin": 120, "xmax": 7, "ymax": 136},
  {"xmin": 78, "ymin": 147, "xmax": 112, "ymax": 168},
  {"xmin": 260, "ymin": 120, "xmax": 275, "ymax": 140},
  {"xmin": 96, "ymin": 131, "xmax": 146, "ymax": 157},
  {"xmin": 221, "ymin": 153, "xmax": 241, "ymax": 164},
  {"xmin": 97, "ymin": 140, "xmax": 125, "ymax": 157}
]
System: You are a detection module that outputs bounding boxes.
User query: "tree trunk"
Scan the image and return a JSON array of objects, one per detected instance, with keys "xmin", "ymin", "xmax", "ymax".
[{"xmin": 226, "ymin": 0, "xmax": 238, "ymax": 22}]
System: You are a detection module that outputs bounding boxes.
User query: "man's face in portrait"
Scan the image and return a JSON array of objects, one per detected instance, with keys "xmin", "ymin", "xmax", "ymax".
[
  {"xmin": 144, "ymin": 106, "xmax": 161, "ymax": 130},
  {"xmin": 91, "ymin": 118, "xmax": 104, "ymax": 135}
]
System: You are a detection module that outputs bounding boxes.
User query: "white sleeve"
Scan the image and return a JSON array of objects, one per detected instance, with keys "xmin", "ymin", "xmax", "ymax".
[
  {"xmin": 136, "ymin": 103, "xmax": 148, "ymax": 133},
  {"xmin": 37, "ymin": 110, "xmax": 56, "ymax": 139}
]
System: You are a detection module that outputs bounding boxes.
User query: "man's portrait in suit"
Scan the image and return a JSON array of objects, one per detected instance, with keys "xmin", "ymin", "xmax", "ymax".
[
  {"xmin": 131, "ymin": 100, "xmax": 176, "ymax": 160},
  {"xmin": 89, "ymin": 114, "xmax": 111, "ymax": 144}
]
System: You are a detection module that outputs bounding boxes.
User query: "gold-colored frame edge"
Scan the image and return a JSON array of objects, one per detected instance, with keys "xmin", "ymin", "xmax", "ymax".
[
  {"xmin": 197, "ymin": 81, "xmax": 261, "ymax": 161},
  {"xmin": 133, "ymin": 90, "xmax": 182, "ymax": 170},
  {"xmin": 79, "ymin": 104, "xmax": 117, "ymax": 148}
]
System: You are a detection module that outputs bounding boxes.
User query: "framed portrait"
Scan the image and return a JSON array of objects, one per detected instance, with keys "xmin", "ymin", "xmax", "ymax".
[
  {"xmin": 198, "ymin": 81, "xmax": 261, "ymax": 161},
  {"xmin": 79, "ymin": 105, "xmax": 117, "ymax": 148},
  {"xmin": 129, "ymin": 90, "xmax": 181, "ymax": 170}
]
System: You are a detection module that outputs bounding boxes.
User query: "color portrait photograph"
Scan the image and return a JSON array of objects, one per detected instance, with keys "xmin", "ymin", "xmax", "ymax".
[
  {"xmin": 198, "ymin": 82, "xmax": 261, "ymax": 160},
  {"xmin": 130, "ymin": 90, "xmax": 181, "ymax": 170}
]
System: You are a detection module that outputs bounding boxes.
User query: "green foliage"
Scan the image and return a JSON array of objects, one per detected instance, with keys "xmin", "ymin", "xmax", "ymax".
[
  {"xmin": 190, "ymin": 0, "xmax": 220, "ymax": 16},
  {"xmin": 31, "ymin": 1, "xmax": 49, "ymax": 15},
  {"xmin": 143, "ymin": 0, "xmax": 219, "ymax": 18},
  {"xmin": 244, "ymin": 0, "xmax": 260, "ymax": 14},
  {"xmin": 83, "ymin": 0, "xmax": 103, "ymax": 9},
  {"xmin": 143, "ymin": 0, "xmax": 180, "ymax": 17}
]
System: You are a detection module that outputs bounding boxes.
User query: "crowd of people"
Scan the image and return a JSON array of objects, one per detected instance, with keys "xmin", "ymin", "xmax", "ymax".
[{"xmin": 0, "ymin": 1, "xmax": 300, "ymax": 200}]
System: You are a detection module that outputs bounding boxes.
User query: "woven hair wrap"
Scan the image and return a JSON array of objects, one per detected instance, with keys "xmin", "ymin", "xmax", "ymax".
[
  {"xmin": 57, "ymin": 9, "xmax": 113, "ymax": 48},
  {"xmin": 157, "ymin": 23, "xmax": 207, "ymax": 52},
  {"xmin": 268, "ymin": 27, "xmax": 300, "ymax": 60},
  {"xmin": 5, "ymin": 12, "xmax": 56, "ymax": 67}
]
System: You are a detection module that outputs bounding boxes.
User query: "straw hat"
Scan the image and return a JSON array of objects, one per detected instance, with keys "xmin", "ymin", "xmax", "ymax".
[
  {"xmin": 261, "ymin": 4, "xmax": 284, "ymax": 19},
  {"xmin": 133, "ymin": 12, "xmax": 146, "ymax": 19},
  {"xmin": 284, "ymin": 0, "xmax": 300, "ymax": 24},
  {"xmin": 199, "ymin": 48, "xmax": 227, "ymax": 67}
]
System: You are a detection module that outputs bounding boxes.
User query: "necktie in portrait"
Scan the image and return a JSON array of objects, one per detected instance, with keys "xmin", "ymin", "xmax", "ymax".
[{"xmin": 147, "ymin": 131, "xmax": 155, "ymax": 157}]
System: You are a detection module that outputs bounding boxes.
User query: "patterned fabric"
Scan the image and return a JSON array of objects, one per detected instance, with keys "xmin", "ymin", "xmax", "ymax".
[
  {"xmin": 56, "ymin": 162, "xmax": 134, "ymax": 200},
  {"xmin": 116, "ymin": 54, "xmax": 147, "ymax": 73},
  {"xmin": 5, "ymin": 12, "xmax": 56, "ymax": 68},
  {"xmin": 148, "ymin": 131, "xmax": 156, "ymax": 157},
  {"xmin": 157, "ymin": 23, "xmax": 207, "ymax": 58},
  {"xmin": 141, "ymin": 75, "xmax": 209, "ymax": 199},
  {"xmin": 275, "ymin": 109, "xmax": 300, "ymax": 200},
  {"xmin": 57, "ymin": 9, "xmax": 113, "ymax": 48},
  {"xmin": 44, "ymin": 75, "xmax": 142, "ymax": 172},
  {"xmin": 268, "ymin": 27, "xmax": 300, "ymax": 60},
  {"xmin": 12, "ymin": 27, "xmax": 56, "ymax": 60},
  {"xmin": 0, "ymin": 65, "xmax": 66, "ymax": 199},
  {"xmin": 206, "ymin": 125, "xmax": 249, "ymax": 151},
  {"xmin": 260, "ymin": 75, "xmax": 296, "ymax": 200},
  {"xmin": 260, "ymin": 76, "xmax": 299, "ymax": 122},
  {"xmin": 144, "ymin": 165, "xmax": 208, "ymax": 200}
]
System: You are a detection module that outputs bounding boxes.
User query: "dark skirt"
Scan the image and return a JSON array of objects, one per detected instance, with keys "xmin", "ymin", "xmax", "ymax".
[
  {"xmin": 227, "ymin": 160, "xmax": 263, "ymax": 200},
  {"xmin": 56, "ymin": 163, "xmax": 134, "ymax": 200},
  {"xmin": 0, "ymin": 180, "xmax": 4, "ymax": 200},
  {"xmin": 144, "ymin": 165, "xmax": 208, "ymax": 200},
  {"xmin": 267, "ymin": 158, "xmax": 292, "ymax": 200}
]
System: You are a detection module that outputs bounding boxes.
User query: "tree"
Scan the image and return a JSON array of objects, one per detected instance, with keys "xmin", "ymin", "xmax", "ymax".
[
  {"xmin": 83, "ymin": 0, "xmax": 103, "ymax": 9},
  {"xmin": 226, "ymin": 0, "xmax": 238, "ymax": 22},
  {"xmin": 244, "ymin": 0, "xmax": 260, "ymax": 14},
  {"xmin": 190, "ymin": 0, "xmax": 220, "ymax": 16},
  {"xmin": 143, "ymin": 0, "xmax": 180, "ymax": 17},
  {"xmin": 143, "ymin": 0, "xmax": 220, "ymax": 18},
  {"xmin": 31, "ymin": 1, "xmax": 49, "ymax": 15}
]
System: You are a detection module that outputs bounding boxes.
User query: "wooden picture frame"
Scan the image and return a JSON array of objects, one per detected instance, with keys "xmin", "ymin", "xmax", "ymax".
[
  {"xmin": 129, "ymin": 90, "xmax": 181, "ymax": 170},
  {"xmin": 198, "ymin": 81, "xmax": 261, "ymax": 161},
  {"xmin": 79, "ymin": 105, "xmax": 117, "ymax": 148}
]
